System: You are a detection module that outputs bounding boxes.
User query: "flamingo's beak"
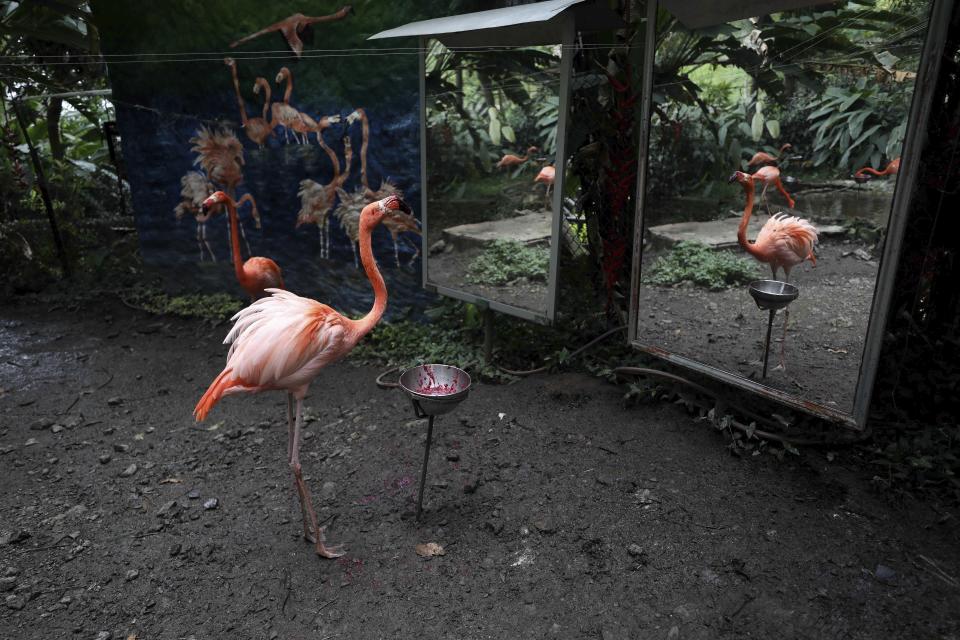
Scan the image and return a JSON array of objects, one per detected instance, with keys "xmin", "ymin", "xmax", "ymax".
[
  {"xmin": 727, "ymin": 172, "xmax": 739, "ymax": 183},
  {"xmin": 395, "ymin": 198, "xmax": 412, "ymax": 215}
]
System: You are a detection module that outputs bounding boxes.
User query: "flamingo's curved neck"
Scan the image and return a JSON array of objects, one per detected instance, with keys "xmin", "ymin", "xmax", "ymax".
[
  {"xmin": 225, "ymin": 199, "xmax": 245, "ymax": 285},
  {"xmin": 256, "ymin": 79, "xmax": 271, "ymax": 121},
  {"xmin": 737, "ymin": 182, "xmax": 765, "ymax": 261},
  {"xmin": 228, "ymin": 64, "xmax": 248, "ymax": 126},
  {"xmin": 777, "ymin": 144, "xmax": 790, "ymax": 158},
  {"xmin": 352, "ymin": 216, "xmax": 387, "ymax": 338},
  {"xmin": 283, "ymin": 73, "xmax": 293, "ymax": 104}
]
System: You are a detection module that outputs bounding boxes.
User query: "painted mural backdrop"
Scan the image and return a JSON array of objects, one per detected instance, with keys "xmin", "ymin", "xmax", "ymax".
[{"xmin": 92, "ymin": 0, "xmax": 471, "ymax": 317}]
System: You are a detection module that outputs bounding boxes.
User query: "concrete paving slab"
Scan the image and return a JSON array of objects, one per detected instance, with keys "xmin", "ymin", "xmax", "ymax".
[{"xmin": 442, "ymin": 209, "xmax": 552, "ymax": 250}]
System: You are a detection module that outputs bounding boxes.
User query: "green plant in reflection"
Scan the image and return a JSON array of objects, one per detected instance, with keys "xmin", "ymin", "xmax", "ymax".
[
  {"xmin": 466, "ymin": 240, "xmax": 549, "ymax": 286},
  {"xmin": 646, "ymin": 241, "xmax": 758, "ymax": 290}
]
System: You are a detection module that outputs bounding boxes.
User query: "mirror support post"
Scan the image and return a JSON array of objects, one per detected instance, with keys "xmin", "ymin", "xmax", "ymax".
[{"xmin": 483, "ymin": 308, "xmax": 495, "ymax": 365}]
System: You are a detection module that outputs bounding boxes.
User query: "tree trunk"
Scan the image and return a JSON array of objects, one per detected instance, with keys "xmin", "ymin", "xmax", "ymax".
[{"xmin": 46, "ymin": 97, "xmax": 64, "ymax": 161}]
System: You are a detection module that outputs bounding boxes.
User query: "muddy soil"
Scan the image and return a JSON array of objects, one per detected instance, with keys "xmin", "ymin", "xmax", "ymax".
[
  {"xmin": 637, "ymin": 239, "xmax": 879, "ymax": 414},
  {"xmin": 1, "ymin": 298, "xmax": 959, "ymax": 639}
]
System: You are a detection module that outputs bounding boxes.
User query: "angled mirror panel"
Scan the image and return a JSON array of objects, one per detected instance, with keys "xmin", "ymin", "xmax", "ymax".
[
  {"xmin": 632, "ymin": 0, "xmax": 934, "ymax": 420},
  {"xmin": 423, "ymin": 39, "xmax": 564, "ymax": 320}
]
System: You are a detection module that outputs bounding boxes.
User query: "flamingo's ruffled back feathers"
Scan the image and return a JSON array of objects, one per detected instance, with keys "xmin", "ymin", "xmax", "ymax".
[
  {"xmin": 757, "ymin": 213, "xmax": 818, "ymax": 263},
  {"xmin": 223, "ymin": 289, "xmax": 346, "ymax": 388}
]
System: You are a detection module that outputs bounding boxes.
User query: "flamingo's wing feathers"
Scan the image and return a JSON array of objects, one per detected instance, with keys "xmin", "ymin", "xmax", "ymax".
[
  {"xmin": 223, "ymin": 289, "xmax": 345, "ymax": 387},
  {"xmin": 756, "ymin": 213, "xmax": 818, "ymax": 259}
]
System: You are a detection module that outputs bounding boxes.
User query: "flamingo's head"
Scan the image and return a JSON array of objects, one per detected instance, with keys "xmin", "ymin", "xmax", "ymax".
[
  {"xmin": 224, "ymin": 57, "xmax": 235, "ymax": 68},
  {"xmin": 527, "ymin": 145, "xmax": 539, "ymax": 154},
  {"xmin": 201, "ymin": 191, "xmax": 229, "ymax": 213},
  {"xmin": 728, "ymin": 170, "xmax": 751, "ymax": 185},
  {"xmin": 362, "ymin": 195, "xmax": 412, "ymax": 228},
  {"xmin": 275, "ymin": 67, "xmax": 290, "ymax": 84}
]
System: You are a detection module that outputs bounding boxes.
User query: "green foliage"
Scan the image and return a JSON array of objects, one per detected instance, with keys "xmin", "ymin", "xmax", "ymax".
[
  {"xmin": 868, "ymin": 425, "xmax": 960, "ymax": 497},
  {"xmin": 646, "ymin": 241, "xmax": 758, "ymax": 290},
  {"xmin": 806, "ymin": 79, "xmax": 908, "ymax": 171},
  {"xmin": 124, "ymin": 288, "xmax": 243, "ymax": 322},
  {"xmin": 466, "ymin": 240, "xmax": 550, "ymax": 286}
]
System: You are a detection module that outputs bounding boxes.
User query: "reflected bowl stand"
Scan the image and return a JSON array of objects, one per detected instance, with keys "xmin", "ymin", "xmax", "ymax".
[
  {"xmin": 748, "ymin": 280, "xmax": 800, "ymax": 378},
  {"xmin": 398, "ymin": 364, "xmax": 472, "ymax": 520}
]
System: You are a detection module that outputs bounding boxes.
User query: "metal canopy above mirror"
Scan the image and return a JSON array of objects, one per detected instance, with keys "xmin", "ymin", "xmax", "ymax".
[
  {"xmin": 371, "ymin": 0, "xmax": 622, "ymax": 324},
  {"xmin": 629, "ymin": 0, "xmax": 950, "ymax": 428}
]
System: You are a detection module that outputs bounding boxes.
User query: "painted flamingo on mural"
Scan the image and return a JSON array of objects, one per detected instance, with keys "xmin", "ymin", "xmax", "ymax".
[
  {"xmin": 202, "ymin": 191, "xmax": 283, "ymax": 301},
  {"xmin": 333, "ymin": 186, "xmax": 366, "ymax": 268},
  {"xmin": 174, "ymin": 171, "xmax": 217, "ymax": 262},
  {"xmin": 224, "ymin": 58, "xmax": 274, "ymax": 149},
  {"xmin": 496, "ymin": 145, "xmax": 538, "ymax": 169},
  {"xmin": 273, "ymin": 67, "xmax": 341, "ymax": 145},
  {"xmin": 747, "ymin": 143, "xmax": 792, "ymax": 170},
  {"xmin": 854, "ymin": 156, "xmax": 900, "ymax": 180},
  {"xmin": 729, "ymin": 170, "xmax": 818, "ymax": 368},
  {"xmin": 229, "ymin": 6, "xmax": 353, "ymax": 58},
  {"xmin": 296, "ymin": 136, "xmax": 353, "ymax": 259},
  {"xmin": 194, "ymin": 194, "xmax": 413, "ymax": 558},
  {"xmin": 364, "ymin": 178, "xmax": 421, "ymax": 267},
  {"xmin": 190, "ymin": 126, "xmax": 258, "ymax": 259}
]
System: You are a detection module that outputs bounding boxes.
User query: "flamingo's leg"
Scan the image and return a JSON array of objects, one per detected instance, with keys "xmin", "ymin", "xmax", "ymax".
[
  {"xmin": 402, "ymin": 236, "xmax": 421, "ymax": 266},
  {"xmin": 776, "ymin": 179, "xmax": 794, "ymax": 209},
  {"xmin": 323, "ymin": 217, "xmax": 329, "ymax": 260},
  {"xmin": 200, "ymin": 222, "xmax": 216, "ymax": 263},
  {"xmin": 196, "ymin": 223, "xmax": 205, "ymax": 262},
  {"xmin": 290, "ymin": 398, "xmax": 345, "ymax": 558},
  {"xmin": 238, "ymin": 216, "xmax": 252, "ymax": 256},
  {"xmin": 761, "ymin": 182, "xmax": 771, "ymax": 215},
  {"xmin": 393, "ymin": 237, "xmax": 400, "ymax": 268},
  {"xmin": 772, "ymin": 308, "xmax": 790, "ymax": 371},
  {"xmin": 352, "ymin": 242, "xmax": 359, "ymax": 269}
]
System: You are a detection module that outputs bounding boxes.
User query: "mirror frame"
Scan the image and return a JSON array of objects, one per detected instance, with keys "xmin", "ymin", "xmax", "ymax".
[
  {"xmin": 418, "ymin": 21, "xmax": 575, "ymax": 325},
  {"xmin": 627, "ymin": 0, "xmax": 951, "ymax": 428}
]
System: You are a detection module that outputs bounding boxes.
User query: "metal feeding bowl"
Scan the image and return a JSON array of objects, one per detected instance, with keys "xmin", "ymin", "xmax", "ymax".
[
  {"xmin": 399, "ymin": 364, "xmax": 471, "ymax": 417},
  {"xmin": 749, "ymin": 280, "xmax": 799, "ymax": 311}
]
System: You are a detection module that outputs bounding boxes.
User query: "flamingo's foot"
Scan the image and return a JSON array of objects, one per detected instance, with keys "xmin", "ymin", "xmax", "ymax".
[
  {"xmin": 773, "ymin": 362, "xmax": 786, "ymax": 372},
  {"xmin": 316, "ymin": 541, "xmax": 346, "ymax": 559}
]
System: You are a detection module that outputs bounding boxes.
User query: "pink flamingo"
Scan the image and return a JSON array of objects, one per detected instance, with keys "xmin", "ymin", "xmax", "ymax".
[
  {"xmin": 749, "ymin": 165, "xmax": 795, "ymax": 211},
  {"xmin": 194, "ymin": 195, "xmax": 412, "ymax": 558},
  {"xmin": 854, "ymin": 157, "xmax": 900, "ymax": 180},
  {"xmin": 747, "ymin": 143, "xmax": 792, "ymax": 170},
  {"xmin": 202, "ymin": 191, "xmax": 283, "ymax": 301},
  {"xmin": 534, "ymin": 164, "xmax": 555, "ymax": 206},
  {"xmin": 496, "ymin": 146, "xmax": 538, "ymax": 169},
  {"xmin": 729, "ymin": 170, "xmax": 818, "ymax": 368}
]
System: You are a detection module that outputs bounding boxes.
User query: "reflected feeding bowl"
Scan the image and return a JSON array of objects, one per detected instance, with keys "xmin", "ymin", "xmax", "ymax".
[
  {"xmin": 399, "ymin": 364, "xmax": 472, "ymax": 416},
  {"xmin": 749, "ymin": 280, "xmax": 799, "ymax": 311},
  {"xmin": 853, "ymin": 174, "xmax": 871, "ymax": 185}
]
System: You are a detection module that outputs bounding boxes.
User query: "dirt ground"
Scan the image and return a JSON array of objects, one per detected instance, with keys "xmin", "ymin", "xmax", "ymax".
[
  {"xmin": 638, "ymin": 238, "xmax": 879, "ymax": 414},
  {"xmin": 1, "ymin": 298, "xmax": 959, "ymax": 640}
]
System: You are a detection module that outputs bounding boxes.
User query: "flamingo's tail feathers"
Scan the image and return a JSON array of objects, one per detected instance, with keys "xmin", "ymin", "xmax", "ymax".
[{"xmin": 194, "ymin": 369, "xmax": 235, "ymax": 422}]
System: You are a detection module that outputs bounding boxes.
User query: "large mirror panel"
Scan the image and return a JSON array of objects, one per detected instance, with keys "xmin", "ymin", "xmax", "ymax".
[
  {"xmin": 424, "ymin": 40, "xmax": 563, "ymax": 318},
  {"xmin": 635, "ymin": 1, "xmax": 932, "ymax": 415}
]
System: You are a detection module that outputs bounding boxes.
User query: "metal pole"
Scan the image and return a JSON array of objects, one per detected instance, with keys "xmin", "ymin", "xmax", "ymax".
[
  {"xmin": 416, "ymin": 415, "xmax": 435, "ymax": 521},
  {"xmin": 103, "ymin": 122, "xmax": 125, "ymax": 216},
  {"xmin": 12, "ymin": 100, "xmax": 70, "ymax": 277},
  {"xmin": 762, "ymin": 309, "xmax": 775, "ymax": 378},
  {"xmin": 483, "ymin": 308, "xmax": 494, "ymax": 365}
]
